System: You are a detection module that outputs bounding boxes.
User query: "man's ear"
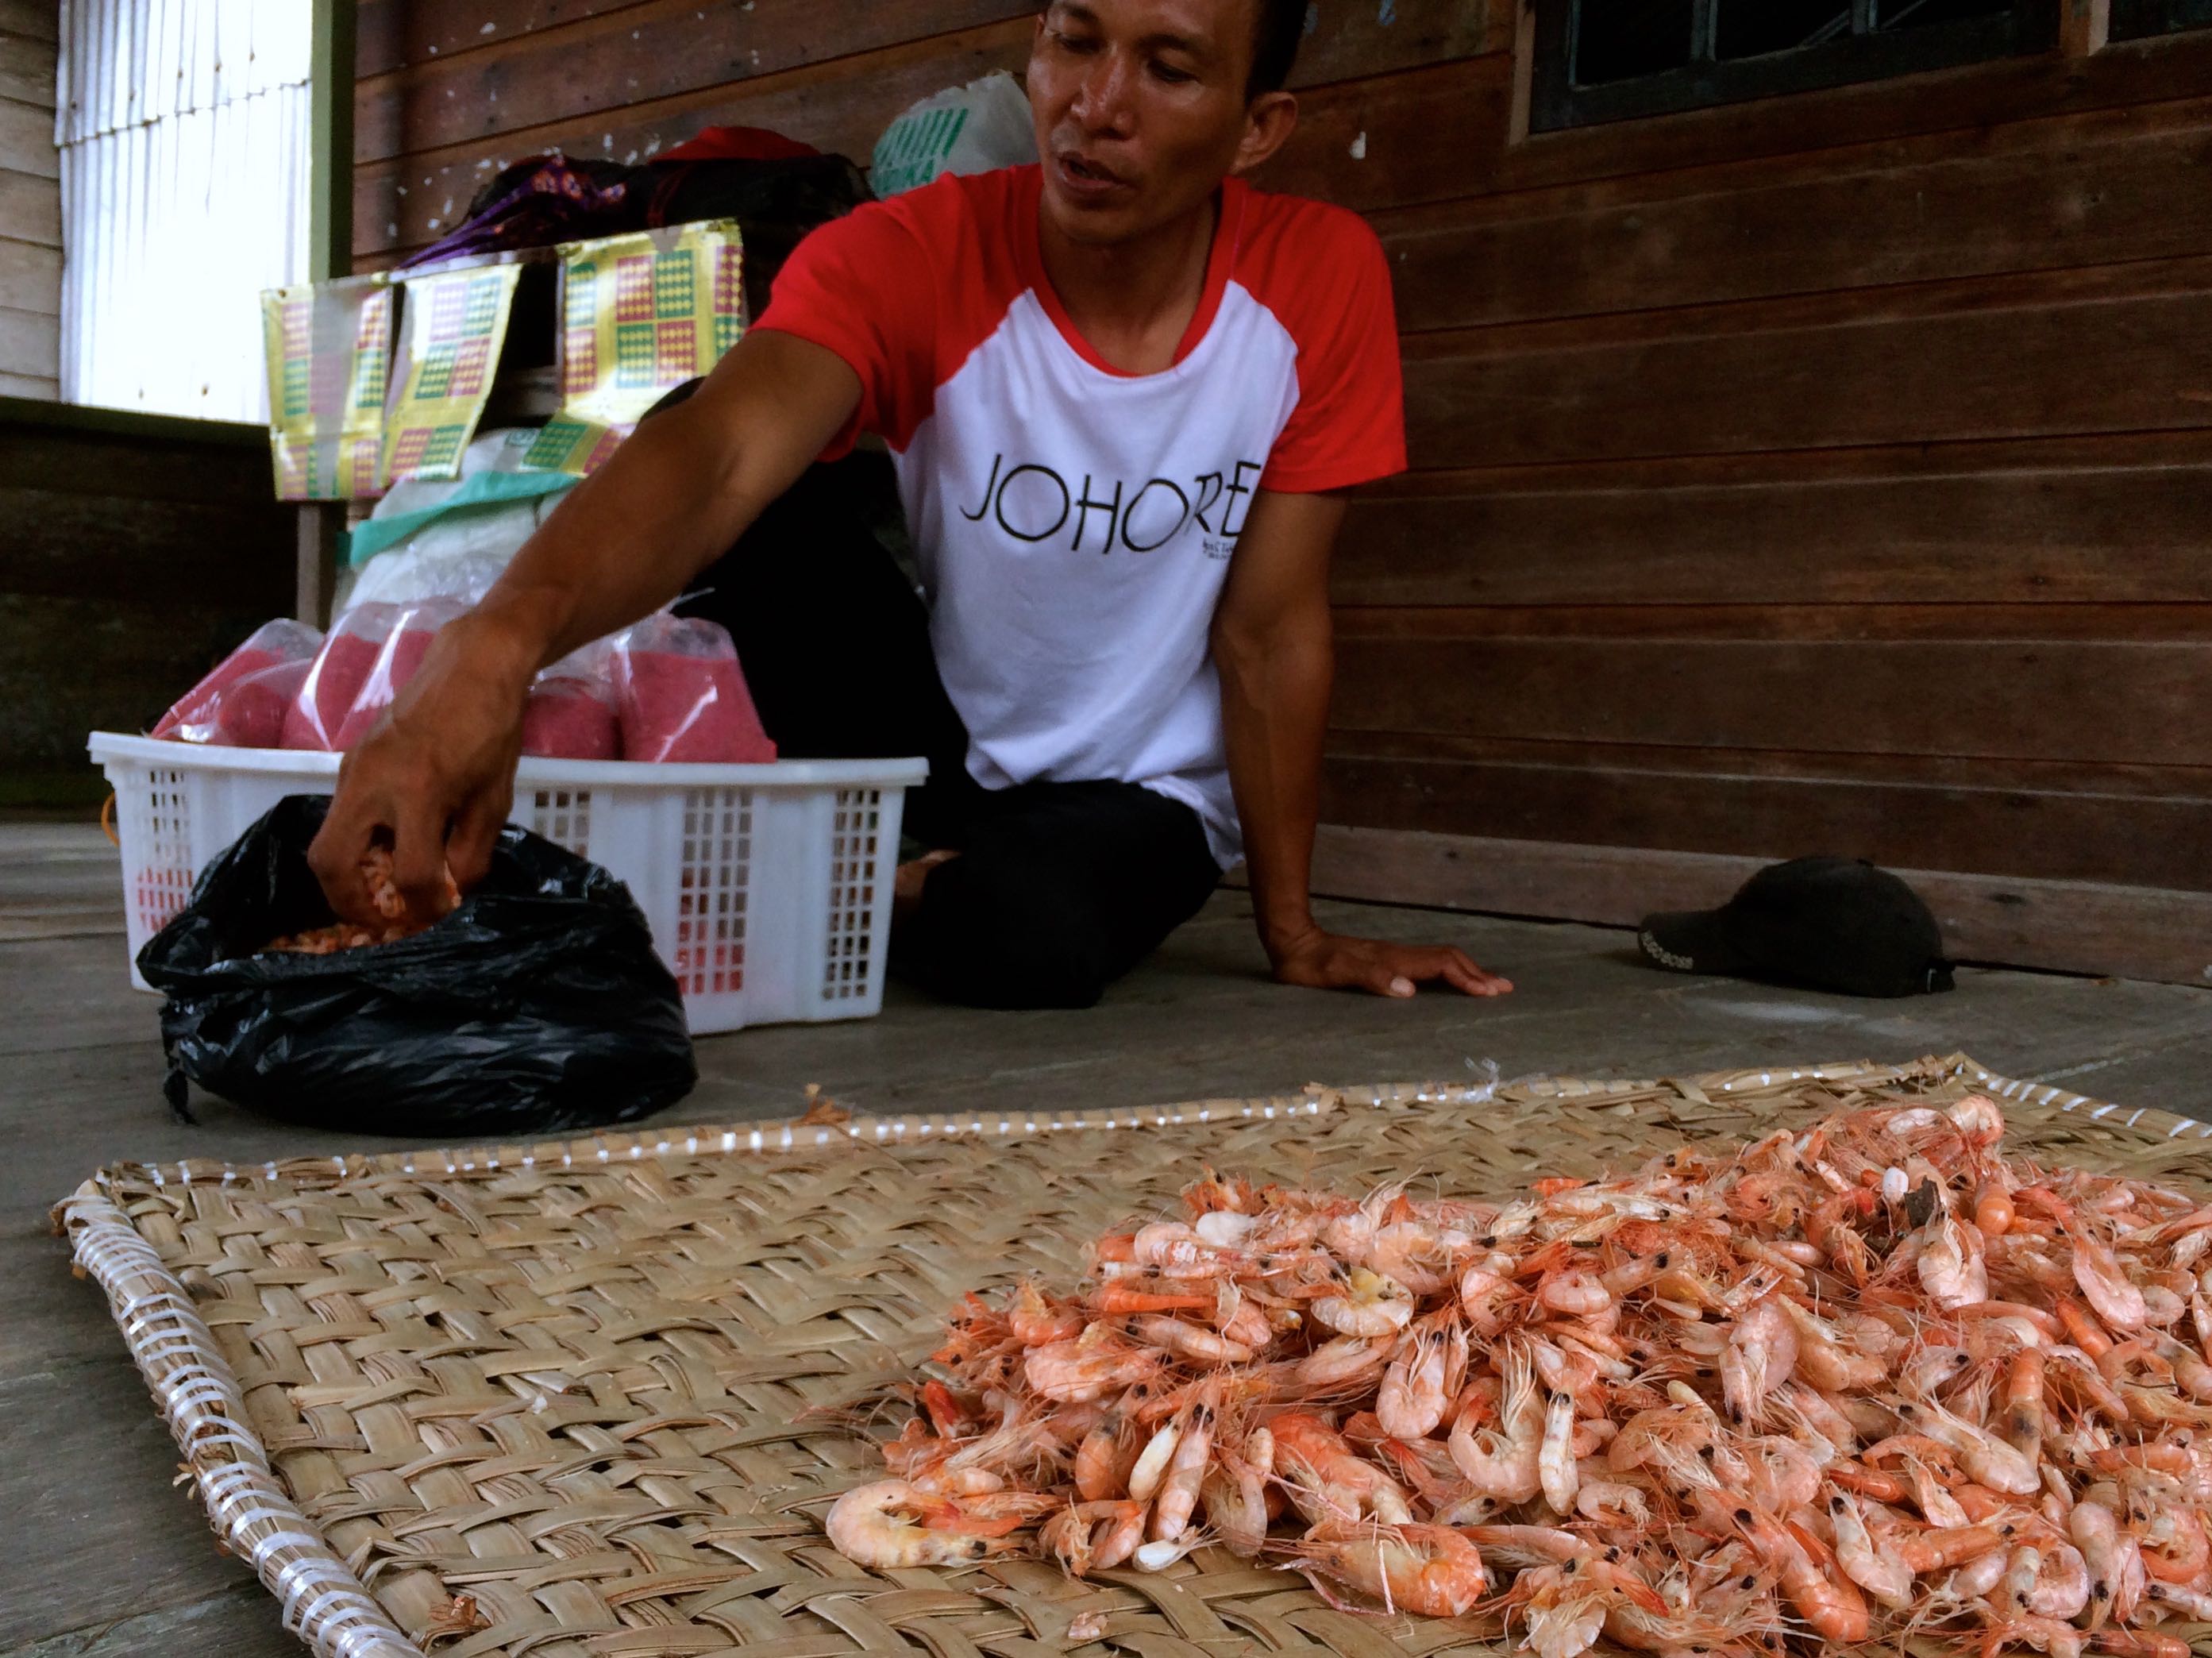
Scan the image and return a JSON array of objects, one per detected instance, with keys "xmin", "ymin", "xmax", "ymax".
[{"xmin": 1231, "ymin": 91, "xmax": 1299, "ymax": 175}]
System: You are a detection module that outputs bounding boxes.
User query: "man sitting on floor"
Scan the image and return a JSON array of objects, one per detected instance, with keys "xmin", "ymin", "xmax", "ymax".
[{"xmin": 310, "ymin": 0, "xmax": 1516, "ymax": 1011}]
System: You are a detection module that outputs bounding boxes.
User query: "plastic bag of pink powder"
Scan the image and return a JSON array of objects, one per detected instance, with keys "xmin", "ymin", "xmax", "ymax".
[
  {"xmin": 521, "ymin": 673, "xmax": 621, "ymax": 760},
  {"xmin": 282, "ymin": 603, "xmax": 408, "ymax": 750},
  {"xmin": 153, "ymin": 619, "xmax": 323, "ymax": 745},
  {"xmin": 611, "ymin": 615, "xmax": 776, "ymax": 764},
  {"xmin": 328, "ymin": 596, "xmax": 471, "ymax": 750}
]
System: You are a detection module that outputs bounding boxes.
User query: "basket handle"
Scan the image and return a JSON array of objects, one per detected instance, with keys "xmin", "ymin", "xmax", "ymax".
[{"xmin": 98, "ymin": 790, "xmax": 120, "ymax": 847}]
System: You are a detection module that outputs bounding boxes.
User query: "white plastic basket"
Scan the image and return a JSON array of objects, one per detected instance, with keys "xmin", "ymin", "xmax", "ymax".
[{"xmin": 88, "ymin": 733, "xmax": 927, "ymax": 1035}]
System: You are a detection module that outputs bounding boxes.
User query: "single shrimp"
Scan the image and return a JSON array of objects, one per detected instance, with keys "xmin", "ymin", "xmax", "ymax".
[
  {"xmin": 1892, "ymin": 1398, "xmax": 2042, "ymax": 1495},
  {"xmin": 1039, "ymin": 1498, "xmax": 1148, "ymax": 1575},
  {"xmin": 1290, "ymin": 1333, "xmax": 1393, "ymax": 1391},
  {"xmin": 1008, "ymin": 1281, "xmax": 1085, "ymax": 1346},
  {"xmin": 2146, "ymin": 1579, "xmax": 2212, "ymax": 1620},
  {"xmin": 1977, "ymin": 1614, "xmax": 2086, "ymax": 1658},
  {"xmin": 1199, "ymin": 1427, "xmax": 1270, "ymax": 1556},
  {"xmin": 2023, "ymin": 1540, "xmax": 2092, "ymax": 1621},
  {"xmin": 1780, "ymin": 1297, "xmax": 1888, "ymax": 1393},
  {"xmin": 1128, "ymin": 1315, "xmax": 1255, "ymax": 1367},
  {"xmin": 1917, "ymin": 1214, "xmax": 1993, "ymax": 1309},
  {"xmin": 2069, "ymin": 1494, "xmax": 2143, "ymax": 1629},
  {"xmin": 1376, "ymin": 1313, "xmax": 1455, "ymax": 1440},
  {"xmin": 2089, "ymin": 1634, "xmax": 2192, "ymax": 1658},
  {"xmin": 1148, "ymin": 1406, "xmax": 1212, "ymax": 1541},
  {"xmin": 1072, "ymin": 1408, "xmax": 1135, "ymax": 1501},
  {"xmin": 1368, "ymin": 1218, "xmax": 1474, "ymax": 1297},
  {"xmin": 1538, "ymin": 1389, "xmax": 1580, "ymax": 1516},
  {"xmin": 1713, "ymin": 1494, "xmax": 1871, "ymax": 1644},
  {"xmin": 2003, "ymin": 1348, "xmax": 2048, "ymax": 1456},
  {"xmin": 1024, "ymin": 1332, "xmax": 1163, "ymax": 1402},
  {"xmin": 1945, "ymin": 1544, "xmax": 2011, "ymax": 1601},
  {"xmin": 1285, "ymin": 1521, "xmax": 1489, "ymax": 1619},
  {"xmin": 1827, "ymin": 1490, "xmax": 1913, "ymax": 1609},
  {"xmin": 1885, "ymin": 1523, "xmax": 2014, "ymax": 1573},
  {"xmin": 2133, "ymin": 1502, "xmax": 2210, "ymax": 1585},
  {"xmin": 1131, "ymin": 1220, "xmax": 1243, "ymax": 1279},
  {"xmin": 1311, "ymin": 1267, "xmax": 1416, "ymax": 1337},
  {"xmin": 1574, "ymin": 1478, "xmax": 1651, "ymax": 1528},
  {"xmin": 825, "ymin": 1480, "xmax": 1015, "ymax": 1569},
  {"xmin": 1090, "ymin": 1280, "xmax": 1215, "ymax": 1316},
  {"xmin": 1976, "ymin": 1181, "xmax": 2018, "ymax": 1237},
  {"xmin": 1458, "ymin": 1257, "xmax": 1520, "ymax": 1335},
  {"xmin": 1272, "ymin": 1409, "xmax": 1415, "ymax": 1526},
  {"xmin": 2017, "ymin": 1189, "xmax": 2149, "ymax": 1332},
  {"xmin": 1719, "ymin": 1292, "xmax": 1799, "ymax": 1425},
  {"xmin": 1450, "ymin": 1340, "xmax": 1543, "ymax": 1504}
]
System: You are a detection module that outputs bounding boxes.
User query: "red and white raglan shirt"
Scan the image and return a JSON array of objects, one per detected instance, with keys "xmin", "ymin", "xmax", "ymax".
[{"xmin": 753, "ymin": 164, "xmax": 1407, "ymax": 866}]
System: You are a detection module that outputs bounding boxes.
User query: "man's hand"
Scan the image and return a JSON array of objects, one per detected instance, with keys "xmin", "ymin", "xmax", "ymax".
[
  {"xmin": 308, "ymin": 611, "xmax": 533, "ymax": 925},
  {"xmin": 1269, "ymin": 923, "xmax": 1513, "ymax": 999},
  {"xmin": 303, "ymin": 331, "xmax": 864, "ymax": 927}
]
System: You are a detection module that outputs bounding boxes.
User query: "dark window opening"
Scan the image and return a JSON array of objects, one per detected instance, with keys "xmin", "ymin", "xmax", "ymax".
[
  {"xmin": 1532, "ymin": 0, "xmax": 2057, "ymax": 133},
  {"xmin": 2110, "ymin": 0, "xmax": 2212, "ymax": 38}
]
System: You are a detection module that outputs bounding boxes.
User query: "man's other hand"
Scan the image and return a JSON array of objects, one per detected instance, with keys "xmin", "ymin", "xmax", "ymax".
[{"xmin": 1269, "ymin": 925, "xmax": 1514, "ymax": 999}]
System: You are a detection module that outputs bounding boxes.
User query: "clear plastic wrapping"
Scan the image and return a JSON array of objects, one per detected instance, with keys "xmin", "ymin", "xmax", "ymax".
[
  {"xmin": 330, "ymin": 596, "xmax": 470, "ymax": 750},
  {"xmin": 152, "ymin": 620, "xmax": 325, "ymax": 747},
  {"xmin": 611, "ymin": 615, "xmax": 777, "ymax": 764},
  {"xmin": 281, "ymin": 602, "xmax": 408, "ymax": 751}
]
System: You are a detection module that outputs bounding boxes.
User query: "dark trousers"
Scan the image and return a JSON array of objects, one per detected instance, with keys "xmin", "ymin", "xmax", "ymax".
[{"xmin": 677, "ymin": 450, "xmax": 1223, "ymax": 1010}]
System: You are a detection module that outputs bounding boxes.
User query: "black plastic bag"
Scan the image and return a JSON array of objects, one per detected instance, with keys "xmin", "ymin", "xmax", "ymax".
[{"xmin": 139, "ymin": 795, "xmax": 698, "ymax": 1137}]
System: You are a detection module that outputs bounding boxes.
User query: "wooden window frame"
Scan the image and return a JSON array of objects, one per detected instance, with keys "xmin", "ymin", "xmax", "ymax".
[
  {"xmin": 2109, "ymin": 0, "xmax": 2212, "ymax": 37},
  {"xmin": 1528, "ymin": 0, "xmax": 2061, "ymax": 132}
]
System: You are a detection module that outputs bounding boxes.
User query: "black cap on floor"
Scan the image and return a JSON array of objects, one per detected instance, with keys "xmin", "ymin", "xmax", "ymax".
[{"xmin": 1638, "ymin": 856, "xmax": 1954, "ymax": 998}]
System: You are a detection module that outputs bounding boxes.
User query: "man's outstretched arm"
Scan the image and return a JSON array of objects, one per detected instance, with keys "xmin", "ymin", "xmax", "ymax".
[
  {"xmin": 309, "ymin": 330, "xmax": 863, "ymax": 923},
  {"xmin": 1213, "ymin": 488, "xmax": 1513, "ymax": 1000}
]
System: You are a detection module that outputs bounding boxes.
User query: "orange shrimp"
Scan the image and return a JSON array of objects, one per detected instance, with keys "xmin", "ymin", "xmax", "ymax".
[
  {"xmin": 1271, "ymin": 1409, "xmax": 1414, "ymax": 1526},
  {"xmin": 2003, "ymin": 1349, "xmax": 2048, "ymax": 1455},
  {"xmin": 826, "ymin": 1480, "xmax": 1020, "ymax": 1569},
  {"xmin": 1713, "ymin": 1496, "xmax": 1871, "ymax": 1644},
  {"xmin": 2090, "ymin": 1634, "xmax": 2191, "ymax": 1658},
  {"xmin": 1091, "ymin": 1281, "xmax": 1213, "ymax": 1315},
  {"xmin": 1129, "ymin": 1314, "xmax": 1255, "ymax": 1367},
  {"xmin": 1376, "ymin": 1311, "xmax": 1459, "ymax": 1440},
  {"xmin": 2134, "ymin": 1504, "xmax": 2210, "ymax": 1585},
  {"xmin": 1039, "ymin": 1498, "xmax": 1146, "ymax": 1575},
  {"xmin": 2017, "ymin": 1188, "xmax": 2148, "ymax": 1332},
  {"xmin": 1285, "ymin": 1521, "xmax": 1489, "ymax": 1618},
  {"xmin": 1023, "ymin": 1332, "xmax": 1162, "ymax": 1403},
  {"xmin": 1072, "ymin": 1407, "xmax": 1135, "ymax": 1501},
  {"xmin": 1450, "ymin": 1339, "xmax": 1543, "ymax": 1504}
]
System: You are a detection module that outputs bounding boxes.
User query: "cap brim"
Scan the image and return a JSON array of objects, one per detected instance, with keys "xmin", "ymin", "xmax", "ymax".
[{"xmin": 1636, "ymin": 908, "xmax": 1759, "ymax": 978}]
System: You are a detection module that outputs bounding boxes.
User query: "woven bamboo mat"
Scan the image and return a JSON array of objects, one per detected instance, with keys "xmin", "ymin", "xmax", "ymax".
[{"xmin": 56, "ymin": 1055, "xmax": 2212, "ymax": 1658}]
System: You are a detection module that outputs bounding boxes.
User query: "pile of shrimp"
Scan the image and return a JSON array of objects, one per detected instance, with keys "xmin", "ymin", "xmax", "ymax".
[
  {"xmin": 265, "ymin": 846, "xmax": 458, "ymax": 954},
  {"xmin": 825, "ymin": 1093, "xmax": 2212, "ymax": 1658}
]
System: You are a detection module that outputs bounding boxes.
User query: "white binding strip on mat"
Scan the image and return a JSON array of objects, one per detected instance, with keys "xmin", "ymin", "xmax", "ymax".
[
  {"xmin": 60, "ymin": 1187, "xmax": 422, "ymax": 1658},
  {"xmin": 1963, "ymin": 1061, "xmax": 2212, "ymax": 1140}
]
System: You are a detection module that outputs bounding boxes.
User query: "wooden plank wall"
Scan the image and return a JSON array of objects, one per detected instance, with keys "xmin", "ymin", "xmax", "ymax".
[
  {"xmin": 0, "ymin": 404, "xmax": 295, "ymax": 798},
  {"xmin": 0, "ymin": 0, "xmax": 58, "ymax": 399},
  {"xmin": 353, "ymin": 2, "xmax": 2212, "ymax": 984}
]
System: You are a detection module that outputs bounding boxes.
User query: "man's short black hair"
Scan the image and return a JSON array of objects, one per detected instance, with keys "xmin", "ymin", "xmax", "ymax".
[
  {"xmin": 1250, "ymin": 0, "xmax": 1306, "ymax": 97},
  {"xmin": 1037, "ymin": 3, "xmax": 1305, "ymax": 100}
]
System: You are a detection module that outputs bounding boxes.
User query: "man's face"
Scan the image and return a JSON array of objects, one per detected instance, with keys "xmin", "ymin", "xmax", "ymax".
[{"xmin": 1028, "ymin": 0, "xmax": 1278, "ymax": 247}]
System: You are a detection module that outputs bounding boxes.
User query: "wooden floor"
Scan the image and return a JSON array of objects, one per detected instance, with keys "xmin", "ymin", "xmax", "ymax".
[{"xmin": 3, "ymin": 816, "xmax": 2209, "ymax": 1656}]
